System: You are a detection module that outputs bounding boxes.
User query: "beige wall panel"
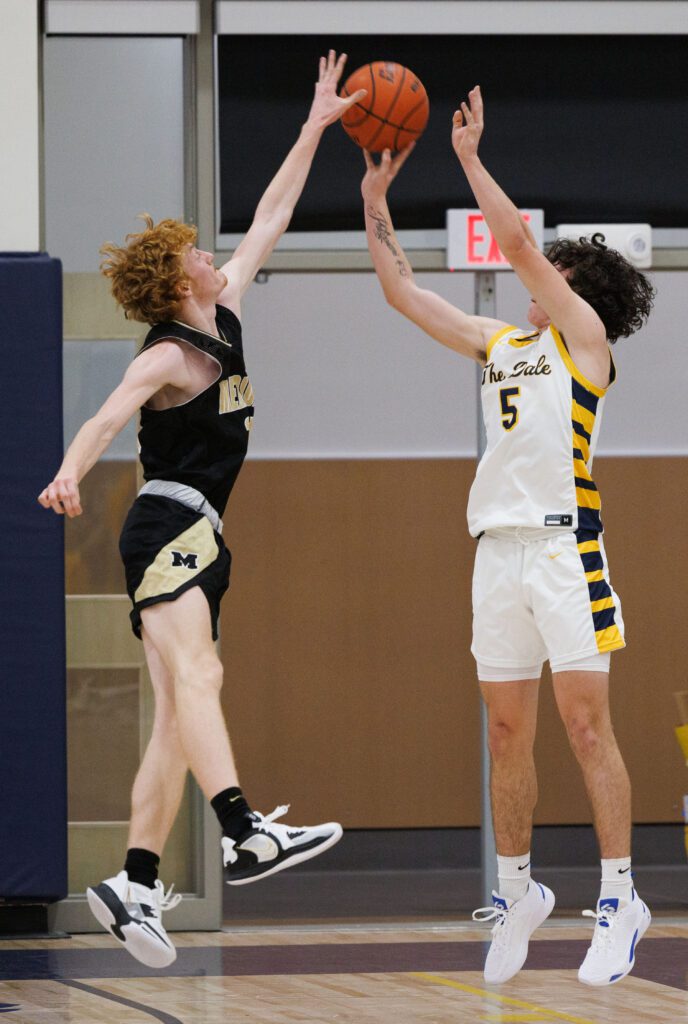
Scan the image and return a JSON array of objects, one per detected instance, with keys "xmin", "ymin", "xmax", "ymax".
[
  {"xmin": 220, "ymin": 457, "xmax": 687, "ymax": 829},
  {"xmin": 65, "ymin": 461, "xmax": 136, "ymax": 595},
  {"xmin": 534, "ymin": 456, "xmax": 688, "ymax": 825},
  {"xmin": 220, "ymin": 459, "xmax": 481, "ymax": 828}
]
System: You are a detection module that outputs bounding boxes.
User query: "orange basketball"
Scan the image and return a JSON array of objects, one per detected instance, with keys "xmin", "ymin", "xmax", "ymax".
[{"xmin": 341, "ymin": 62, "xmax": 429, "ymax": 152}]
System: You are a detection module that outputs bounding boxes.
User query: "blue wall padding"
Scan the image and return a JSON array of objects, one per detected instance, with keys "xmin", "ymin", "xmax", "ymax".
[{"xmin": 0, "ymin": 253, "xmax": 67, "ymax": 902}]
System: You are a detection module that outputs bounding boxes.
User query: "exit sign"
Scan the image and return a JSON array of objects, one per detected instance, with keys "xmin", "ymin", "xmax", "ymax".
[{"xmin": 446, "ymin": 209, "xmax": 544, "ymax": 270}]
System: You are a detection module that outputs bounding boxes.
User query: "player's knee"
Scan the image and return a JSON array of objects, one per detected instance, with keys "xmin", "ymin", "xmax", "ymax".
[
  {"xmin": 175, "ymin": 653, "xmax": 224, "ymax": 695},
  {"xmin": 488, "ymin": 717, "xmax": 527, "ymax": 758},
  {"xmin": 564, "ymin": 713, "xmax": 604, "ymax": 760}
]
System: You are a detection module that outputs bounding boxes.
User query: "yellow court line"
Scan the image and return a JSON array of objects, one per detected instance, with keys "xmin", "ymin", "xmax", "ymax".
[
  {"xmin": 482, "ymin": 1015, "xmax": 552, "ymax": 1022},
  {"xmin": 412, "ymin": 973, "xmax": 599, "ymax": 1024}
]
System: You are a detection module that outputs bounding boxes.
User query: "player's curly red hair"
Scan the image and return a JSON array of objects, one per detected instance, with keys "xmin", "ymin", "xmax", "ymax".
[{"xmin": 100, "ymin": 214, "xmax": 197, "ymax": 324}]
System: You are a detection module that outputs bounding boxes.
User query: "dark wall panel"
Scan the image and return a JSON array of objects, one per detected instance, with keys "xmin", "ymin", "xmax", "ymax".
[
  {"xmin": 0, "ymin": 254, "xmax": 67, "ymax": 901},
  {"xmin": 218, "ymin": 35, "xmax": 688, "ymax": 233}
]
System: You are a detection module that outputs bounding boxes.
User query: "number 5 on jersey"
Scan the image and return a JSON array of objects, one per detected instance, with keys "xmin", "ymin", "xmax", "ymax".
[{"xmin": 499, "ymin": 386, "xmax": 521, "ymax": 431}]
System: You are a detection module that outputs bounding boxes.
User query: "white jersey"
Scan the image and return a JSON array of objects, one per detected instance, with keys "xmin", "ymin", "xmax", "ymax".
[{"xmin": 467, "ymin": 324, "xmax": 614, "ymax": 538}]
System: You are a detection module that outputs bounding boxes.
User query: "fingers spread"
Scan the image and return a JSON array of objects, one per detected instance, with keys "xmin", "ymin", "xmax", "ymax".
[{"xmin": 363, "ymin": 149, "xmax": 374, "ymax": 169}]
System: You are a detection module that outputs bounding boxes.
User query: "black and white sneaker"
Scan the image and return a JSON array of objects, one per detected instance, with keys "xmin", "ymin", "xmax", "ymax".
[
  {"xmin": 222, "ymin": 804, "xmax": 343, "ymax": 885},
  {"xmin": 86, "ymin": 870, "xmax": 181, "ymax": 968}
]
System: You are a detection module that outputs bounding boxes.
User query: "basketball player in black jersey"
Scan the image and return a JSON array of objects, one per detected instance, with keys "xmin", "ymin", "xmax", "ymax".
[{"xmin": 38, "ymin": 51, "xmax": 365, "ymax": 968}]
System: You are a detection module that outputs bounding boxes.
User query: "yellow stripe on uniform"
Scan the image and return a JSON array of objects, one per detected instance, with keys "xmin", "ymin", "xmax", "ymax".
[
  {"xmin": 574, "ymin": 457, "xmax": 592, "ymax": 479},
  {"xmin": 135, "ymin": 517, "xmax": 218, "ymax": 603},
  {"xmin": 508, "ymin": 333, "xmax": 539, "ymax": 349},
  {"xmin": 576, "ymin": 486, "xmax": 602, "ymax": 510},
  {"xmin": 577, "ymin": 540, "xmax": 600, "ymax": 554},
  {"xmin": 591, "ymin": 596, "xmax": 615, "ymax": 612},
  {"xmin": 585, "ymin": 569, "xmax": 605, "ymax": 583},
  {"xmin": 573, "ymin": 430, "xmax": 591, "ymax": 462},
  {"xmin": 596, "ymin": 624, "xmax": 625, "ymax": 651},
  {"xmin": 486, "ymin": 324, "xmax": 518, "ymax": 360},
  {"xmin": 572, "ymin": 400, "xmax": 596, "ymax": 435},
  {"xmin": 550, "ymin": 325, "xmax": 610, "ymax": 398}
]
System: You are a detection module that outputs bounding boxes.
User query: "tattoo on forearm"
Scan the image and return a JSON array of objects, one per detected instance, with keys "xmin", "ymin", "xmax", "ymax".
[
  {"xmin": 368, "ymin": 206, "xmax": 399, "ymax": 257},
  {"xmin": 367, "ymin": 205, "xmax": 409, "ymax": 277}
]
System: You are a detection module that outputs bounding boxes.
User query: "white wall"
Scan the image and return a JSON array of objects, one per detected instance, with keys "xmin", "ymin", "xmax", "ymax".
[
  {"xmin": 236, "ymin": 268, "xmax": 686, "ymax": 459},
  {"xmin": 43, "ymin": 37, "xmax": 185, "ymax": 271},
  {"xmin": 0, "ymin": 0, "xmax": 40, "ymax": 250},
  {"xmin": 240, "ymin": 271, "xmax": 478, "ymax": 458}
]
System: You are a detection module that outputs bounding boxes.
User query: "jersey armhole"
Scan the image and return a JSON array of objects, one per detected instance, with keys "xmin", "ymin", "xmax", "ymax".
[
  {"xmin": 485, "ymin": 324, "xmax": 518, "ymax": 360},
  {"xmin": 550, "ymin": 326, "xmax": 614, "ymax": 397},
  {"xmin": 139, "ymin": 337, "xmax": 222, "ymax": 411}
]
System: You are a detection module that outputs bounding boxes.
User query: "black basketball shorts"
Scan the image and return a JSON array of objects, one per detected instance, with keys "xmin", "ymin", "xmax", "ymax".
[{"xmin": 119, "ymin": 495, "xmax": 231, "ymax": 640}]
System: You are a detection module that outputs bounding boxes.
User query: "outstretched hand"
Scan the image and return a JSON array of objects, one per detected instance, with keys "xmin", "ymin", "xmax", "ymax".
[
  {"xmin": 361, "ymin": 144, "xmax": 416, "ymax": 202},
  {"xmin": 306, "ymin": 50, "xmax": 367, "ymax": 132},
  {"xmin": 452, "ymin": 85, "xmax": 484, "ymax": 161}
]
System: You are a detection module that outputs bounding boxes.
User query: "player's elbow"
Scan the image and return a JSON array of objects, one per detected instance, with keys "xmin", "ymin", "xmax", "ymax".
[
  {"xmin": 501, "ymin": 231, "xmax": 532, "ymax": 264},
  {"xmin": 385, "ymin": 281, "xmax": 417, "ymax": 315}
]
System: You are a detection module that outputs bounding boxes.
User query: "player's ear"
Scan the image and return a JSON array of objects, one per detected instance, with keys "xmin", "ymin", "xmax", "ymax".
[{"xmin": 176, "ymin": 276, "xmax": 192, "ymax": 298}]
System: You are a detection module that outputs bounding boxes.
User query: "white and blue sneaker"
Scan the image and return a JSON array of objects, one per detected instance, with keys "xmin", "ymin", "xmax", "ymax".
[
  {"xmin": 86, "ymin": 871, "xmax": 181, "ymax": 968},
  {"xmin": 472, "ymin": 881, "xmax": 555, "ymax": 984},
  {"xmin": 578, "ymin": 889, "xmax": 651, "ymax": 986},
  {"xmin": 222, "ymin": 804, "xmax": 343, "ymax": 885}
]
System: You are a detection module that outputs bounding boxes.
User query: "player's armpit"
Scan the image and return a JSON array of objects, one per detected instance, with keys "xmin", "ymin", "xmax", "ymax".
[
  {"xmin": 395, "ymin": 284, "xmax": 508, "ymax": 363},
  {"xmin": 93, "ymin": 341, "xmax": 191, "ymax": 438}
]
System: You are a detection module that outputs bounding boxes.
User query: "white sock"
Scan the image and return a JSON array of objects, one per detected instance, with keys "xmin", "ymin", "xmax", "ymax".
[
  {"xmin": 599, "ymin": 857, "xmax": 633, "ymax": 903},
  {"xmin": 497, "ymin": 852, "xmax": 531, "ymax": 903}
]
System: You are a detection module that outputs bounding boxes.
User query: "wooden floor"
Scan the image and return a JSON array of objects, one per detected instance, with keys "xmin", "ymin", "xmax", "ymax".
[{"xmin": 1, "ymin": 918, "xmax": 687, "ymax": 1023}]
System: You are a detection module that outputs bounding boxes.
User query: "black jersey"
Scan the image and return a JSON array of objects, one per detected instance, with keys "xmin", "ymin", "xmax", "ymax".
[{"xmin": 136, "ymin": 305, "xmax": 253, "ymax": 516}]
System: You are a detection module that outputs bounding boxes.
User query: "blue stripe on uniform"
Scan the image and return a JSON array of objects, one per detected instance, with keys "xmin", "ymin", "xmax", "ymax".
[
  {"xmin": 578, "ymin": 507, "xmax": 603, "ymax": 532},
  {"xmin": 589, "ymin": 579, "xmax": 613, "ymax": 603},
  {"xmin": 575, "ymin": 529, "xmax": 599, "ymax": 545},
  {"xmin": 575, "ymin": 476, "xmax": 598, "ymax": 491},
  {"xmin": 581, "ymin": 550, "xmax": 604, "ymax": 572},
  {"xmin": 572, "ymin": 378, "xmax": 600, "ymax": 414},
  {"xmin": 572, "ymin": 419, "xmax": 591, "ymax": 443},
  {"xmin": 593, "ymin": 607, "xmax": 617, "ymax": 631}
]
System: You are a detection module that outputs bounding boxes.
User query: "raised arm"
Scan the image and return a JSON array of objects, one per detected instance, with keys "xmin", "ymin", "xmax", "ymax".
[
  {"xmin": 362, "ymin": 147, "xmax": 507, "ymax": 363},
  {"xmin": 217, "ymin": 50, "xmax": 366, "ymax": 316},
  {"xmin": 38, "ymin": 343, "xmax": 189, "ymax": 517},
  {"xmin": 452, "ymin": 86, "xmax": 610, "ymax": 386}
]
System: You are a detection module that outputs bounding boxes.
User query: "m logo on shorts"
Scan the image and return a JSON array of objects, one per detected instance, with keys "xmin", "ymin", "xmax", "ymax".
[{"xmin": 171, "ymin": 551, "xmax": 198, "ymax": 569}]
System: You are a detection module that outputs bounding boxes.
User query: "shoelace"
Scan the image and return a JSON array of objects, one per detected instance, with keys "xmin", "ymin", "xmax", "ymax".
[
  {"xmin": 472, "ymin": 904, "xmax": 510, "ymax": 947},
  {"xmin": 151, "ymin": 880, "xmax": 182, "ymax": 913},
  {"xmin": 253, "ymin": 804, "xmax": 291, "ymax": 832},
  {"xmin": 582, "ymin": 906, "xmax": 616, "ymax": 951}
]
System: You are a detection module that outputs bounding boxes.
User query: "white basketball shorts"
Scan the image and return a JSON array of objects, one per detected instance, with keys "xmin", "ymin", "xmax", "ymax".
[{"xmin": 471, "ymin": 528, "xmax": 625, "ymax": 679}]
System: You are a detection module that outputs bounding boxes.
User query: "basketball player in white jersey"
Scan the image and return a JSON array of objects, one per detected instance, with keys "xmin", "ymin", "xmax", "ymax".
[{"xmin": 360, "ymin": 86, "xmax": 654, "ymax": 987}]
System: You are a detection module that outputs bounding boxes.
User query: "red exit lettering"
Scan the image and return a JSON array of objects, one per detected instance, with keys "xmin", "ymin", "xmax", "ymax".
[{"xmin": 466, "ymin": 213, "xmax": 532, "ymax": 266}]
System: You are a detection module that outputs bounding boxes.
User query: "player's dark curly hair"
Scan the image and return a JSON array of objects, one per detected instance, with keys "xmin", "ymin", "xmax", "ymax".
[{"xmin": 546, "ymin": 233, "xmax": 655, "ymax": 343}]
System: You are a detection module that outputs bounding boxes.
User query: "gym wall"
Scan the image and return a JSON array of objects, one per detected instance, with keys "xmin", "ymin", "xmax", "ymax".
[{"xmin": 48, "ymin": 28, "xmax": 688, "ymax": 835}]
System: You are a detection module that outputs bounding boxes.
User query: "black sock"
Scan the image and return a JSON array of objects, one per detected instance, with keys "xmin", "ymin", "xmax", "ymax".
[
  {"xmin": 211, "ymin": 786, "xmax": 254, "ymax": 840},
  {"xmin": 124, "ymin": 847, "xmax": 160, "ymax": 889}
]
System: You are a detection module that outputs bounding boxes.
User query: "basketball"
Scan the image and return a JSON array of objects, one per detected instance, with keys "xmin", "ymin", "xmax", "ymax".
[{"xmin": 341, "ymin": 62, "xmax": 429, "ymax": 152}]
